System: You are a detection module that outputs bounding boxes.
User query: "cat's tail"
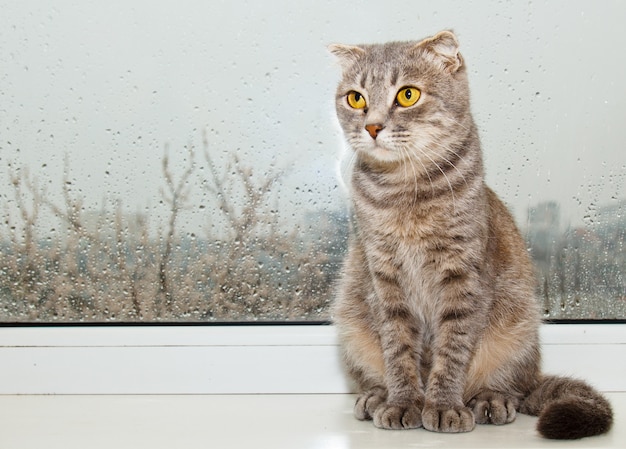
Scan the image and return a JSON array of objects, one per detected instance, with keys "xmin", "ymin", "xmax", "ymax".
[{"xmin": 520, "ymin": 375, "xmax": 613, "ymax": 439}]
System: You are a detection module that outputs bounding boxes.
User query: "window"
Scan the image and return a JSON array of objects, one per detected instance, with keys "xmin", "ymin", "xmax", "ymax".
[{"xmin": 1, "ymin": 1, "xmax": 624, "ymax": 323}]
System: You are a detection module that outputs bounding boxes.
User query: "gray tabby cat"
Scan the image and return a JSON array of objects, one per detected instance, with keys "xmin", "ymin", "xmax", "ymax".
[{"xmin": 329, "ymin": 30, "xmax": 612, "ymax": 439}]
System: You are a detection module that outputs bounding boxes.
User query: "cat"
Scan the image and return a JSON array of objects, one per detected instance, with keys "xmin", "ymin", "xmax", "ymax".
[{"xmin": 329, "ymin": 30, "xmax": 613, "ymax": 439}]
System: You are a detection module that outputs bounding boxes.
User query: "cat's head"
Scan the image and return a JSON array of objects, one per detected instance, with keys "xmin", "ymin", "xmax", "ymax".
[{"xmin": 330, "ymin": 31, "xmax": 472, "ymax": 168}]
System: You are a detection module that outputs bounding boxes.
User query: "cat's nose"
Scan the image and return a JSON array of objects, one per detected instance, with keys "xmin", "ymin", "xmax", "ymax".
[{"xmin": 365, "ymin": 124, "xmax": 384, "ymax": 139}]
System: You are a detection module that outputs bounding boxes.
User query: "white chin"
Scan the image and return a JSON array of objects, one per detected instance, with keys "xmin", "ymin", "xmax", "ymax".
[{"xmin": 360, "ymin": 145, "xmax": 403, "ymax": 163}]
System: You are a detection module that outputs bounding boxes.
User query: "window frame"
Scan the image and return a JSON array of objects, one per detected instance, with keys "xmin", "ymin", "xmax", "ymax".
[{"xmin": 0, "ymin": 322, "xmax": 624, "ymax": 394}]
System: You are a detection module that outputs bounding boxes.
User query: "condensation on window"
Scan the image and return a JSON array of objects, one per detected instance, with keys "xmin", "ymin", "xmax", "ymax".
[
  {"xmin": 1, "ymin": 138, "xmax": 348, "ymax": 322},
  {"xmin": 526, "ymin": 201, "xmax": 625, "ymax": 320},
  {"xmin": 0, "ymin": 1, "xmax": 624, "ymax": 322}
]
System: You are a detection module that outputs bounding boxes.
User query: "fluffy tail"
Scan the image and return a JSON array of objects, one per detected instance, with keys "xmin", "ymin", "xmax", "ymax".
[{"xmin": 520, "ymin": 375, "xmax": 613, "ymax": 439}]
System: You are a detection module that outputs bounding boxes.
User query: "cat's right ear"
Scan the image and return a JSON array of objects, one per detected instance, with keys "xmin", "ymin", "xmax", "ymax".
[
  {"xmin": 417, "ymin": 30, "xmax": 464, "ymax": 74},
  {"xmin": 328, "ymin": 44, "xmax": 365, "ymax": 69}
]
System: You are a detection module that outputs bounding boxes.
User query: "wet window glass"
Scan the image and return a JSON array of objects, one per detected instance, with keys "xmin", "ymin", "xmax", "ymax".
[{"xmin": 1, "ymin": 1, "xmax": 624, "ymax": 323}]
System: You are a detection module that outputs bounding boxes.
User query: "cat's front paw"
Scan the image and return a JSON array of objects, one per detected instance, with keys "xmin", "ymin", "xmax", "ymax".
[
  {"xmin": 421, "ymin": 403, "xmax": 475, "ymax": 433},
  {"xmin": 373, "ymin": 402, "xmax": 423, "ymax": 430}
]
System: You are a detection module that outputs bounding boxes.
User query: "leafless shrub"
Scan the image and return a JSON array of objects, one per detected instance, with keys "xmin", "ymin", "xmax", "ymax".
[
  {"xmin": 2, "ymin": 145, "xmax": 623, "ymax": 322},
  {"xmin": 0, "ymin": 139, "xmax": 343, "ymax": 323}
]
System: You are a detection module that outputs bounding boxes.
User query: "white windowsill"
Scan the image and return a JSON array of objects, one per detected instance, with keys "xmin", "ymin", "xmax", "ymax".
[
  {"xmin": 0, "ymin": 323, "xmax": 624, "ymax": 394},
  {"xmin": 0, "ymin": 323, "xmax": 624, "ymax": 448},
  {"xmin": 0, "ymin": 393, "xmax": 624, "ymax": 449}
]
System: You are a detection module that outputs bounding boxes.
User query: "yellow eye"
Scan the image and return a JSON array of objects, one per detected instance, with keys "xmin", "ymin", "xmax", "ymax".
[
  {"xmin": 347, "ymin": 91, "xmax": 367, "ymax": 109},
  {"xmin": 396, "ymin": 87, "xmax": 421, "ymax": 107}
]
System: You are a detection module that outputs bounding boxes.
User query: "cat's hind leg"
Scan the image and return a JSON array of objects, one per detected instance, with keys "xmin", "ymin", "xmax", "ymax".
[
  {"xmin": 468, "ymin": 390, "xmax": 518, "ymax": 425},
  {"xmin": 340, "ymin": 335, "xmax": 393, "ymax": 423}
]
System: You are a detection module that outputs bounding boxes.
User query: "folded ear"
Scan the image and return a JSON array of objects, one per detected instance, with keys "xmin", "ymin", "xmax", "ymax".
[
  {"xmin": 328, "ymin": 43, "xmax": 366, "ymax": 69},
  {"xmin": 418, "ymin": 30, "xmax": 463, "ymax": 73}
]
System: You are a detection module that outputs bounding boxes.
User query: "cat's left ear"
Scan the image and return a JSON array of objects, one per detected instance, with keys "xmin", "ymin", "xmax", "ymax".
[
  {"xmin": 328, "ymin": 43, "xmax": 366, "ymax": 70},
  {"xmin": 418, "ymin": 30, "xmax": 464, "ymax": 73}
]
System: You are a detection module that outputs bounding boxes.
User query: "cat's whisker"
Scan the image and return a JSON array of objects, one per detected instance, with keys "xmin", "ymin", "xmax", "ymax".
[
  {"xmin": 404, "ymin": 146, "xmax": 435, "ymax": 202},
  {"xmin": 424, "ymin": 142, "xmax": 469, "ymax": 189},
  {"xmin": 410, "ymin": 158, "xmax": 426, "ymax": 208},
  {"xmin": 406, "ymin": 143, "xmax": 448, "ymax": 198},
  {"xmin": 341, "ymin": 150, "xmax": 358, "ymax": 190},
  {"xmin": 399, "ymin": 147, "xmax": 422, "ymax": 207},
  {"xmin": 412, "ymin": 144, "xmax": 457, "ymax": 213},
  {"xmin": 447, "ymin": 115, "xmax": 472, "ymax": 133}
]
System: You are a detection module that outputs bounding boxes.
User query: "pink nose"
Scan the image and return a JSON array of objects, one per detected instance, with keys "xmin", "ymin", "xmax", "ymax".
[{"xmin": 365, "ymin": 124, "xmax": 384, "ymax": 139}]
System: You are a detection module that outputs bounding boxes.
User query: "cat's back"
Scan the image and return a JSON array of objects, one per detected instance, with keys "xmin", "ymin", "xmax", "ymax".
[{"xmin": 484, "ymin": 186, "xmax": 539, "ymax": 315}]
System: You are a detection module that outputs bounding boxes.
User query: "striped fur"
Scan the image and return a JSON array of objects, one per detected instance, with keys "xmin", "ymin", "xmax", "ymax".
[{"xmin": 330, "ymin": 31, "xmax": 612, "ymax": 439}]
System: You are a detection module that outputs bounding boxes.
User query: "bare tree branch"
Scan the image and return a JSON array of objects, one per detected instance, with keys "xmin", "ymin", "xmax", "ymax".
[{"xmin": 158, "ymin": 144, "xmax": 196, "ymax": 314}]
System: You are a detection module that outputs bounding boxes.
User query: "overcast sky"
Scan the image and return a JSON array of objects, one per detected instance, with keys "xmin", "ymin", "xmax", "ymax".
[{"xmin": 1, "ymin": 0, "xmax": 624, "ymax": 237}]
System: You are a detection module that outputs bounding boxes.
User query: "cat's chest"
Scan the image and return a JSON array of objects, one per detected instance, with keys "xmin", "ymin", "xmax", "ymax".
[
  {"xmin": 352, "ymin": 168, "xmax": 449, "ymax": 236},
  {"xmin": 356, "ymin": 202, "xmax": 442, "ymax": 276},
  {"xmin": 355, "ymin": 198, "xmax": 444, "ymax": 242},
  {"xmin": 361, "ymin": 224, "xmax": 442, "ymax": 321}
]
